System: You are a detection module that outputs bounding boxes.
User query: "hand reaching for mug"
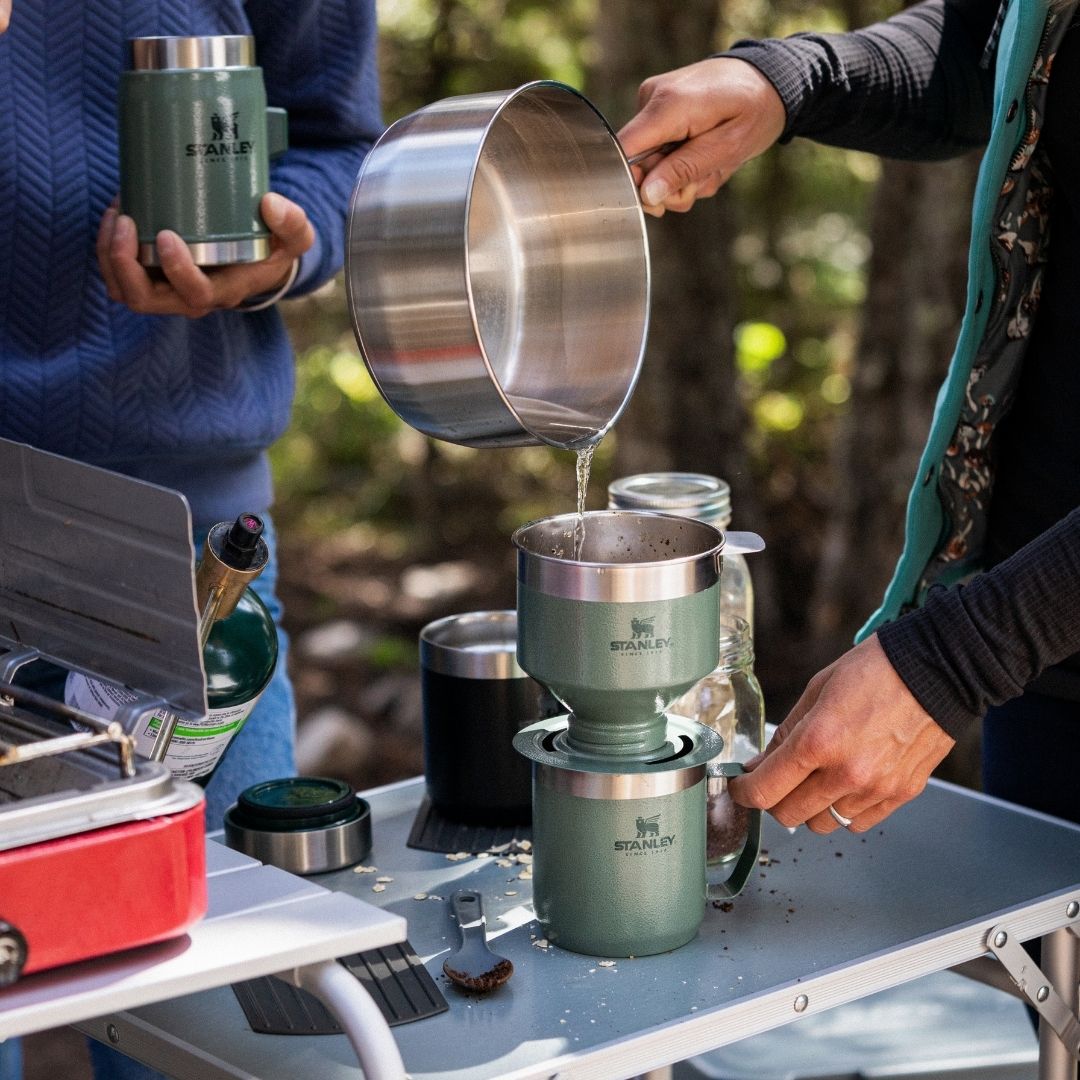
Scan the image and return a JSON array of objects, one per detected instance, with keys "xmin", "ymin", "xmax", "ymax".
[
  {"xmin": 97, "ymin": 191, "xmax": 315, "ymax": 318},
  {"xmin": 617, "ymin": 57, "xmax": 786, "ymax": 217},
  {"xmin": 728, "ymin": 634, "xmax": 956, "ymax": 833}
]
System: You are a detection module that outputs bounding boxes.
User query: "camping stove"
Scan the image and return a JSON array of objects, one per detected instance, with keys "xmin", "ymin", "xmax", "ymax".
[{"xmin": 0, "ymin": 437, "xmax": 210, "ymax": 985}]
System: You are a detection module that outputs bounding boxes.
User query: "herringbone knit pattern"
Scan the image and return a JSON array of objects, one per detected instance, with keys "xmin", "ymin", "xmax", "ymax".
[{"xmin": 0, "ymin": 0, "xmax": 381, "ymax": 527}]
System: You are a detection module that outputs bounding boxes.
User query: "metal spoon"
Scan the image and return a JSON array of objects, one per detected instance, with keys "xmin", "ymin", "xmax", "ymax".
[{"xmin": 442, "ymin": 889, "xmax": 514, "ymax": 993}]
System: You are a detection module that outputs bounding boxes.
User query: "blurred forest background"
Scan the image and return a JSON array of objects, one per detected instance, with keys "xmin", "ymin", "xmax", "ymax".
[{"xmin": 273, "ymin": 0, "xmax": 984, "ymax": 791}]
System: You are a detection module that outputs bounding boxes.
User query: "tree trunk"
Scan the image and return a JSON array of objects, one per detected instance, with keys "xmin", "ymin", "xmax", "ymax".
[
  {"xmin": 589, "ymin": 0, "xmax": 766, "ymax": 573},
  {"xmin": 591, "ymin": 1, "xmax": 744, "ymax": 471}
]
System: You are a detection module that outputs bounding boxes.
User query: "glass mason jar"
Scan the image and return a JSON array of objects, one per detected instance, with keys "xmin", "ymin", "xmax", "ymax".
[
  {"xmin": 606, "ymin": 472, "xmax": 753, "ymax": 634},
  {"xmin": 672, "ymin": 618, "xmax": 764, "ymax": 863},
  {"xmin": 607, "ymin": 473, "xmax": 763, "ymax": 862}
]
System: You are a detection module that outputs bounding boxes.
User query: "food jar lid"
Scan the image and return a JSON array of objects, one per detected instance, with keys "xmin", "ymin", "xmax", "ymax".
[
  {"xmin": 607, "ymin": 473, "xmax": 731, "ymax": 525},
  {"xmin": 224, "ymin": 777, "xmax": 373, "ymax": 875},
  {"xmin": 234, "ymin": 777, "xmax": 360, "ymax": 831}
]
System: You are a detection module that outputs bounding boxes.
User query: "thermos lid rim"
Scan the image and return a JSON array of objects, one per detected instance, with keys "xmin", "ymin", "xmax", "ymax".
[
  {"xmin": 129, "ymin": 35, "xmax": 255, "ymax": 71},
  {"xmin": 420, "ymin": 610, "xmax": 528, "ymax": 679}
]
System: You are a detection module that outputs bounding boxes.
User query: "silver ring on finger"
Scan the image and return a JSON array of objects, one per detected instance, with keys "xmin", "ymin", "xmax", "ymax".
[{"xmin": 828, "ymin": 804, "xmax": 853, "ymax": 829}]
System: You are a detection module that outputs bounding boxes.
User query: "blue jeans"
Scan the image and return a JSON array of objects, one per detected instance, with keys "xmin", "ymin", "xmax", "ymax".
[
  {"xmin": 0, "ymin": 1041, "xmax": 21, "ymax": 1080},
  {"xmin": 86, "ymin": 517, "xmax": 297, "ymax": 1080}
]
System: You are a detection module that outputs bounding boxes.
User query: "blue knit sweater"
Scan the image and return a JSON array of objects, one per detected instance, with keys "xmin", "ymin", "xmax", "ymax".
[{"xmin": 0, "ymin": 0, "xmax": 382, "ymax": 528}]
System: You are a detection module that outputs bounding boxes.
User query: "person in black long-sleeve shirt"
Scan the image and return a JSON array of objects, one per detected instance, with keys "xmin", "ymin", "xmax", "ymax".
[{"xmin": 618, "ymin": 0, "xmax": 1080, "ymax": 834}]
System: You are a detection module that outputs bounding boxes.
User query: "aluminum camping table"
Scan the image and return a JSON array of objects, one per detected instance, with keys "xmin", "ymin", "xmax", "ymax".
[
  {"xmin": 75, "ymin": 776, "xmax": 1080, "ymax": 1080},
  {"xmin": 0, "ymin": 840, "xmax": 408, "ymax": 1077}
]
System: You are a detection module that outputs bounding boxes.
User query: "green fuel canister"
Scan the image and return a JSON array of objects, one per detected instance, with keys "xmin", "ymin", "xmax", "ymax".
[{"xmin": 65, "ymin": 514, "xmax": 277, "ymax": 784}]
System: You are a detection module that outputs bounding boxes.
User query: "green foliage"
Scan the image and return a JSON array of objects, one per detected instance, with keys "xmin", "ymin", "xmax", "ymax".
[
  {"xmin": 270, "ymin": 345, "xmax": 405, "ymax": 517},
  {"xmin": 378, "ymin": 0, "xmax": 594, "ymax": 119}
]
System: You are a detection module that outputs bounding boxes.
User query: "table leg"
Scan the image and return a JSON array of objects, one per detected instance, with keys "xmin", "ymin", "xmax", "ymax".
[
  {"xmin": 1039, "ymin": 927, "xmax": 1080, "ymax": 1080},
  {"xmin": 279, "ymin": 960, "xmax": 406, "ymax": 1080}
]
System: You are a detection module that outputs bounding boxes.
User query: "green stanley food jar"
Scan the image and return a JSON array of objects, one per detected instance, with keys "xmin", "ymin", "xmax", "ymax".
[
  {"xmin": 65, "ymin": 514, "xmax": 277, "ymax": 784},
  {"xmin": 118, "ymin": 35, "xmax": 289, "ymax": 267}
]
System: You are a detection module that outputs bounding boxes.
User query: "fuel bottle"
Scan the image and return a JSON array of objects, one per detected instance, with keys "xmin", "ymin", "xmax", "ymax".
[{"xmin": 65, "ymin": 514, "xmax": 278, "ymax": 784}]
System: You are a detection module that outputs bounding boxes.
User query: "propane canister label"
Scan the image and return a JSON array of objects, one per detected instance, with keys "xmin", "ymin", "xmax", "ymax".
[{"xmin": 65, "ymin": 673, "xmax": 262, "ymax": 781}]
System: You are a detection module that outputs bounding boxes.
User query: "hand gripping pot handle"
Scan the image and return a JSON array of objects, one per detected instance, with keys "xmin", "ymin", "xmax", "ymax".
[{"xmin": 706, "ymin": 763, "xmax": 761, "ymax": 900}]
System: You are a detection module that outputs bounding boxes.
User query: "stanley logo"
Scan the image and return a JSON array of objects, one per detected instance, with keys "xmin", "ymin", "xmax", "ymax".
[
  {"xmin": 187, "ymin": 112, "xmax": 254, "ymax": 158},
  {"xmin": 610, "ymin": 613, "xmax": 673, "ymax": 652},
  {"xmin": 614, "ymin": 812, "xmax": 675, "ymax": 853}
]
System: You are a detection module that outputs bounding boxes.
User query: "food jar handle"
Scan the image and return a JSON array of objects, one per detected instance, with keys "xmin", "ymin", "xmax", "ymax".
[
  {"xmin": 705, "ymin": 762, "xmax": 761, "ymax": 900},
  {"xmin": 266, "ymin": 107, "xmax": 289, "ymax": 159}
]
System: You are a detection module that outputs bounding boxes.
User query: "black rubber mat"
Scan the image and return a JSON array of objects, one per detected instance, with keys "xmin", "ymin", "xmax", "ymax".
[
  {"xmin": 232, "ymin": 941, "xmax": 448, "ymax": 1034},
  {"xmin": 405, "ymin": 795, "xmax": 531, "ymax": 854}
]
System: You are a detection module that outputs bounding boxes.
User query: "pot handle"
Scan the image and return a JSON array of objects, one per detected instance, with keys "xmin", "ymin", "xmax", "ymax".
[
  {"xmin": 705, "ymin": 763, "xmax": 761, "ymax": 900},
  {"xmin": 624, "ymin": 140, "xmax": 684, "ymax": 166}
]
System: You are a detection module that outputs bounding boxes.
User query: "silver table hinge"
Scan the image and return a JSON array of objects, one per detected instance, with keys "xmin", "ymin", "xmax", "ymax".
[{"xmin": 986, "ymin": 916, "xmax": 1080, "ymax": 1063}]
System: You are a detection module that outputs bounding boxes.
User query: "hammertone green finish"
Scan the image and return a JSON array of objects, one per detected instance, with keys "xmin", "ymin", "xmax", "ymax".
[
  {"xmin": 533, "ymin": 777, "xmax": 708, "ymax": 956},
  {"xmin": 517, "ymin": 719, "xmax": 761, "ymax": 956},
  {"xmin": 517, "ymin": 582, "xmax": 719, "ymax": 755},
  {"xmin": 119, "ymin": 68, "xmax": 285, "ymax": 254}
]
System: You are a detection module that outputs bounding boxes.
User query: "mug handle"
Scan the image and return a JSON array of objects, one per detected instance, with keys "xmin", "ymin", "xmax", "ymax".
[
  {"xmin": 705, "ymin": 762, "xmax": 761, "ymax": 900},
  {"xmin": 266, "ymin": 108, "xmax": 289, "ymax": 159}
]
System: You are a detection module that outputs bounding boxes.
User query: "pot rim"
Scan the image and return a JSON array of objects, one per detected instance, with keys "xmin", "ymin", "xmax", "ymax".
[
  {"xmin": 345, "ymin": 80, "xmax": 649, "ymax": 450},
  {"xmin": 462, "ymin": 81, "xmax": 648, "ymax": 449}
]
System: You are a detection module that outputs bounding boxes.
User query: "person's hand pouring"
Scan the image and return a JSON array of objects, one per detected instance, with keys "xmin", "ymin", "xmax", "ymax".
[{"xmin": 617, "ymin": 57, "xmax": 786, "ymax": 218}]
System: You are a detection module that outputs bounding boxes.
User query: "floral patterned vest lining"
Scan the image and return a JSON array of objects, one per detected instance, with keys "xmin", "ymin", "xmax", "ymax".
[{"xmin": 914, "ymin": 4, "xmax": 1070, "ymax": 601}]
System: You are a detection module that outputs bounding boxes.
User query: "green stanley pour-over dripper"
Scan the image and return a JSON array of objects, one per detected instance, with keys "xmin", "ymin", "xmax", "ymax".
[{"xmin": 513, "ymin": 510, "xmax": 723, "ymax": 757}]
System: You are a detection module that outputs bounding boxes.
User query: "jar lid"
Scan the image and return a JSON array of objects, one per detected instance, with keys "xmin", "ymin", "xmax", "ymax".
[
  {"xmin": 224, "ymin": 776, "xmax": 373, "ymax": 875},
  {"xmin": 234, "ymin": 777, "xmax": 360, "ymax": 831},
  {"xmin": 419, "ymin": 610, "xmax": 527, "ymax": 679},
  {"xmin": 607, "ymin": 473, "xmax": 731, "ymax": 525}
]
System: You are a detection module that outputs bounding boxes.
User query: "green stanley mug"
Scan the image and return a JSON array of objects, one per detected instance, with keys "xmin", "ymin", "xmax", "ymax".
[
  {"xmin": 119, "ymin": 35, "xmax": 289, "ymax": 267},
  {"xmin": 515, "ymin": 717, "xmax": 761, "ymax": 957}
]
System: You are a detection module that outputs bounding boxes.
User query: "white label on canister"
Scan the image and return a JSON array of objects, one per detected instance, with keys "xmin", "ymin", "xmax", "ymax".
[{"xmin": 65, "ymin": 672, "xmax": 262, "ymax": 781}]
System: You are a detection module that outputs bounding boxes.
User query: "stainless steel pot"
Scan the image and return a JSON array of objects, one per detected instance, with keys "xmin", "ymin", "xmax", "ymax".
[{"xmin": 345, "ymin": 81, "xmax": 650, "ymax": 450}]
